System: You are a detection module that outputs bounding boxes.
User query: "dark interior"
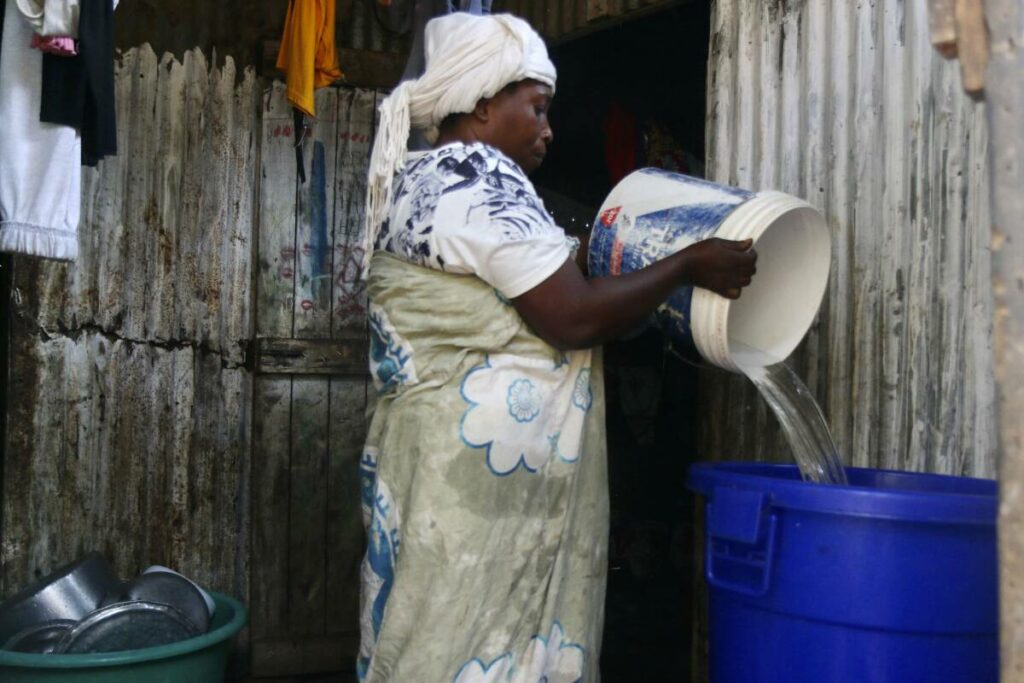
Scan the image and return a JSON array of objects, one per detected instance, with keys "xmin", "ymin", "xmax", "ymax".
[{"xmin": 532, "ymin": 4, "xmax": 713, "ymax": 680}]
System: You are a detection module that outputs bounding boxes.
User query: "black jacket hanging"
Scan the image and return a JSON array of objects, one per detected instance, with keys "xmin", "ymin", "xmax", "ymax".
[{"xmin": 39, "ymin": 0, "xmax": 116, "ymax": 167}]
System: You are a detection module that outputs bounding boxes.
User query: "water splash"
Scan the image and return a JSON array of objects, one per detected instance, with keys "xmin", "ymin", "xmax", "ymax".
[{"xmin": 732, "ymin": 342, "xmax": 848, "ymax": 485}]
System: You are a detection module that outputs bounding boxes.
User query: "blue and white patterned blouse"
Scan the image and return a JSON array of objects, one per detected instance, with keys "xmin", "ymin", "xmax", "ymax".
[{"xmin": 377, "ymin": 141, "xmax": 576, "ymax": 299}]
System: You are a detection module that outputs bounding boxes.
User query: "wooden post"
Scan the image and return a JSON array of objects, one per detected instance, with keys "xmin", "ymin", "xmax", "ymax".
[{"xmin": 986, "ymin": 0, "xmax": 1024, "ymax": 679}]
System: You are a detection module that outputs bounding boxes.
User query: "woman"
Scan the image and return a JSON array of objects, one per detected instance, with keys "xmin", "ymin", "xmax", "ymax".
[{"xmin": 358, "ymin": 13, "xmax": 755, "ymax": 683}]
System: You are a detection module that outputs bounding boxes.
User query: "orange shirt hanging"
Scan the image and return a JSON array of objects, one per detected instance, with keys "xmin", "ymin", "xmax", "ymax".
[{"xmin": 276, "ymin": 0, "xmax": 343, "ymax": 117}]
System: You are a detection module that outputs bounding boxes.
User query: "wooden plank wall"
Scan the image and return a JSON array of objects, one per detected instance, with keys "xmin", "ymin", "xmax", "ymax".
[
  {"xmin": 699, "ymin": 0, "xmax": 995, "ymax": 479},
  {"xmin": 250, "ymin": 81, "xmax": 376, "ymax": 677},
  {"xmin": 2, "ymin": 45, "xmax": 257, "ymax": 609},
  {"xmin": 2, "ymin": 44, "xmax": 380, "ymax": 679}
]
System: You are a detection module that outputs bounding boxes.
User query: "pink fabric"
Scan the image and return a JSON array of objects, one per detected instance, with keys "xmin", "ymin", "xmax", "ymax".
[{"xmin": 30, "ymin": 33, "xmax": 77, "ymax": 56}]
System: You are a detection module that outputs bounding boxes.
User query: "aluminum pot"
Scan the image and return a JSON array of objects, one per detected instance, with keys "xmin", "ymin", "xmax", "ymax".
[
  {"xmin": 1, "ymin": 619, "xmax": 76, "ymax": 654},
  {"xmin": 54, "ymin": 601, "xmax": 200, "ymax": 654},
  {"xmin": 113, "ymin": 572, "xmax": 210, "ymax": 634},
  {"xmin": 0, "ymin": 553, "xmax": 122, "ymax": 646}
]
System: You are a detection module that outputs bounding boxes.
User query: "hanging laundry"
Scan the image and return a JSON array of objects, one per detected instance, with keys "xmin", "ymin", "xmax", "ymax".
[
  {"xmin": 14, "ymin": 0, "xmax": 97, "ymax": 38},
  {"xmin": 39, "ymin": 0, "xmax": 117, "ymax": 166},
  {"xmin": 31, "ymin": 33, "xmax": 76, "ymax": 56},
  {"xmin": 276, "ymin": 0, "xmax": 343, "ymax": 117},
  {"xmin": 0, "ymin": 0, "xmax": 82, "ymax": 260}
]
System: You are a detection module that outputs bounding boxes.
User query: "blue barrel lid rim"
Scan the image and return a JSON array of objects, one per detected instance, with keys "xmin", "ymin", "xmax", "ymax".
[{"xmin": 688, "ymin": 462, "xmax": 996, "ymax": 526}]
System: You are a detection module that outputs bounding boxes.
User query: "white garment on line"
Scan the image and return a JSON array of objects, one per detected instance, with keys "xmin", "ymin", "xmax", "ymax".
[
  {"xmin": 15, "ymin": 0, "xmax": 118, "ymax": 38},
  {"xmin": 0, "ymin": 0, "xmax": 82, "ymax": 261}
]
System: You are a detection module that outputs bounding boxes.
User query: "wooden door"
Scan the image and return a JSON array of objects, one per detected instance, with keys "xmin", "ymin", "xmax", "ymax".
[{"xmin": 249, "ymin": 82, "xmax": 380, "ymax": 678}]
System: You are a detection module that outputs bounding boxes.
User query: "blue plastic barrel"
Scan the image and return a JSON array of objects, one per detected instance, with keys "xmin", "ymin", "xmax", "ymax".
[{"xmin": 688, "ymin": 462, "xmax": 997, "ymax": 683}]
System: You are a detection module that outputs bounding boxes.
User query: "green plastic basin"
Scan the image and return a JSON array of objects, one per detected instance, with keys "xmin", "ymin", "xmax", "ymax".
[{"xmin": 0, "ymin": 591, "xmax": 246, "ymax": 682}]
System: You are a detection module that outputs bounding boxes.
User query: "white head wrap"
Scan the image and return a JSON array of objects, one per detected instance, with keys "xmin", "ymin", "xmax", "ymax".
[{"xmin": 361, "ymin": 12, "xmax": 556, "ymax": 276}]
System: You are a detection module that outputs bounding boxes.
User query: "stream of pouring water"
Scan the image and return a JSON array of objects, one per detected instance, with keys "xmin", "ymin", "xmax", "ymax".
[{"xmin": 731, "ymin": 342, "xmax": 848, "ymax": 485}]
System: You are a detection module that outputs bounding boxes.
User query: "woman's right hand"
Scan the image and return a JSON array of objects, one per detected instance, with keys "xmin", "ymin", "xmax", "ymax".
[
  {"xmin": 514, "ymin": 237, "xmax": 758, "ymax": 350},
  {"xmin": 679, "ymin": 237, "xmax": 757, "ymax": 299}
]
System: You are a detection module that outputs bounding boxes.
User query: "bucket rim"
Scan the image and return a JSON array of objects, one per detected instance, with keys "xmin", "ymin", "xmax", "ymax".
[
  {"xmin": 692, "ymin": 191, "xmax": 831, "ymax": 372},
  {"xmin": 0, "ymin": 591, "xmax": 246, "ymax": 668},
  {"xmin": 687, "ymin": 461, "xmax": 996, "ymax": 525}
]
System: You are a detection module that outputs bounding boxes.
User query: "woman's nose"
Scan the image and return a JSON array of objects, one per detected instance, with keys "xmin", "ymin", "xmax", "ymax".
[{"xmin": 541, "ymin": 125, "xmax": 554, "ymax": 144}]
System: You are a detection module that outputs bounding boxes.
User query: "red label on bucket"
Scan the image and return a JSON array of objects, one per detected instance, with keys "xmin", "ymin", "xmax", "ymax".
[
  {"xmin": 610, "ymin": 240, "xmax": 624, "ymax": 275},
  {"xmin": 600, "ymin": 206, "xmax": 621, "ymax": 227}
]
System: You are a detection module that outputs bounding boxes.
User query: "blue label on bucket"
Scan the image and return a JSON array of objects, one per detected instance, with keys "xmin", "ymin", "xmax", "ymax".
[
  {"xmin": 637, "ymin": 167, "xmax": 753, "ymax": 199},
  {"xmin": 588, "ymin": 169, "xmax": 755, "ymax": 345}
]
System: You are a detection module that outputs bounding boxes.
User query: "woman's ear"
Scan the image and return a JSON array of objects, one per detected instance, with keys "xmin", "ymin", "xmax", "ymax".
[{"xmin": 472, "ymin": 97, "xmax": 491, "ymax": 123}]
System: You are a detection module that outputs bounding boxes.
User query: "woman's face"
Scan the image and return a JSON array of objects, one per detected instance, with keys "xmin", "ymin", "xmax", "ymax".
[{"xmin": 480, "ymin": 80, "xmax": 554, "ymax": 174}]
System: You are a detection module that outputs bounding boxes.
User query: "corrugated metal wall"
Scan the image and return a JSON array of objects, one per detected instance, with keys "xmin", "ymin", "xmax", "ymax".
[
  {"xmin": 114, "ymin": 0, "xmax": 408, "ymax": 68},
  {"xmin": 698, "ymin": 0, "xmax": 995, "ymax": 478},
  {"xmin": 494, "ymin": 0, "xmax": 678, "ymax": 42}
]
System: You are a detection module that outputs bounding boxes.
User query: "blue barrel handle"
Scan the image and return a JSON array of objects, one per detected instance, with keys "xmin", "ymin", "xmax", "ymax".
[{"xmin": 705, "ymin": 487, "xmax": 777, "ymax": 597}]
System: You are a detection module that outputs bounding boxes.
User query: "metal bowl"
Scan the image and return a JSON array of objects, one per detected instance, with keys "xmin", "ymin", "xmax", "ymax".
[
  {"xmin": 122, "ymin": 572, "xmax": 210, "ymax": 634},
  {"xmin": 54, "ymin": 601, "xmax": 200, "ymax": 654},
  {"xmin": 0, "ymin": 553, "xmax": 122, "ymax": 645},
  {"xmin": 1, "ymin": 619, "xmax": 76, "ymax": 653},
  {"xmin": 142, "ymin": 566, "xmax": 216, "ymax": 617}
]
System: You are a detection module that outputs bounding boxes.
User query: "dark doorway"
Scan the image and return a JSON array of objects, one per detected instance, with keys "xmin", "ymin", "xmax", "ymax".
[{"xmin": 534, "ymin": 3, "xmax": 713, "ymax": 680}]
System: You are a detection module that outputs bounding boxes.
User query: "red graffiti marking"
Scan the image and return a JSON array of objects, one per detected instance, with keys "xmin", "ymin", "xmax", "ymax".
[
  {"xmin": 300, "ymin": 299, "xmax": 314, "ymax": 311},
  {"xmin": 339, "ymin": 131, "xmax": 370, "ymax": 143}
]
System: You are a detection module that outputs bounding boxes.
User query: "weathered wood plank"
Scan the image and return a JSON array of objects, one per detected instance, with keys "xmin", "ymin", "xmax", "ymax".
[
  {"xmin": 326, "ymin": 378, "xmax": 368, "ymax": 637},
  {"xmin": 214, "ymin": 58, "xmax": 259, "ymax": 363},
  {"xmin": 251, "ymin": 376, "xmax": 293, "ymax": 640},
  {"xmin": 258, "ymin": 81, "xmax": 299, "ymax": 338},
  {"xmin": 125, "ymin": 51, "xmax": 162, "ymax": 342},
  {"xmin": 287, "ymin": 377, "xmax": 330, "ymax": 636},
  {"xmin": 332, "ymin": 88, "xmax": 375, "ymax": 334},
  {"xmin": 2, "ymin": 45, "xmax": 255, "ymax": 629},
  {"xmin": 256, "ymin": 337, "xmax": 369, "ymax": 375},
  {"xmin": 295, "ymin": 88, "xmax": 339, "ymax": 339},
  {"xmin": 250, "ymin": 635, "xmax": 360, "ymax": 678},
  {"xmin": 145, "ymin": 53, "xmax": 188, "ymax": 342},
  {"xmin": 184, "ymin": 352, "xmax": 252, "ymax": 596},
  {"xmin": 174, "ymin": 50, "xmax": 213, "ymax": 348}
]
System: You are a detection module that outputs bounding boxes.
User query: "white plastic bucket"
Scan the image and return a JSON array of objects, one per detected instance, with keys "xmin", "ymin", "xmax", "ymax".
[{"xmin": 588, "ymin": 169, "xmax": 831, "ymax": 372}]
